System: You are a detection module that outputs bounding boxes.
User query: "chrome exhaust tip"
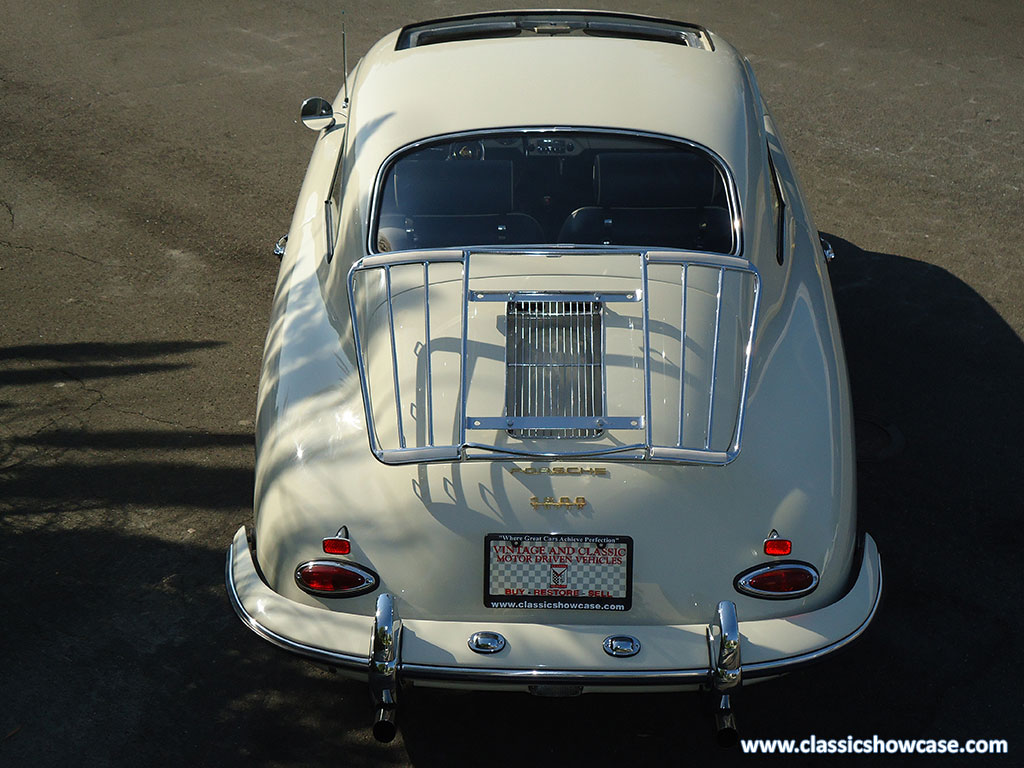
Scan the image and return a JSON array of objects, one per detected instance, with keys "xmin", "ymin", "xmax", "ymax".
[
  {"xmin": 714, "ymin": 694, "xmax": 739, "ymax": 748},
  {"xmin": 372, "ymin": 707, "xmax": 397, "ymax": 743}
]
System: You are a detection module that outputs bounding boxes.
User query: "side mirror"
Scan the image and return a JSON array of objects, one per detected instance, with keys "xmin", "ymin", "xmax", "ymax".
[
  {"xmin": 819, "ymin": 235, "xmax": 836, "ymax": 263},
  {"xmin": 273, "ymin": 233, "xmax": 288, "ymax": 260},
  {"xmin": 301, "ymin": 97, "xmax": 335, "ymax": 131}
]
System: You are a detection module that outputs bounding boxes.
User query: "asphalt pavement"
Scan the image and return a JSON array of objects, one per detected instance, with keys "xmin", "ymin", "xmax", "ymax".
[{"xmin": 2, "ymin": 1, "xmax": 1022, "ymax": 766}]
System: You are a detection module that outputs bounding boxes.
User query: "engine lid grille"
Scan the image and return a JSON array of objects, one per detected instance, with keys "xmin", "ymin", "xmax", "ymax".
[{"xmin": 505, "ymin": 301, "xmax": 603, "ymax": 439}]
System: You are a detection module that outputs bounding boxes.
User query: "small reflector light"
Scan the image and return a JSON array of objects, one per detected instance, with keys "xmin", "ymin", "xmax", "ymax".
[
  {"xmin": 322, "ymin": 537, "xmax": 351, "ymax": 555},
  {"xmin": 294, "ymin": 560, "xmax": 378, "ymax": 597},
  {"xmin": 764, "ymin": 538, "xmax": 792, "ymax": 556}
]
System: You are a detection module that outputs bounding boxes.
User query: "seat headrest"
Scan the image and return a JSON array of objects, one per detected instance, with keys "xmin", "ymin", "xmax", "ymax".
[
  {"xmin": 393, "ymin": 160, "xmax": 514, "ymax": 215},
  {"xmin": 594, "ymin": 152, "xmax": 718, "ymax": 208}
]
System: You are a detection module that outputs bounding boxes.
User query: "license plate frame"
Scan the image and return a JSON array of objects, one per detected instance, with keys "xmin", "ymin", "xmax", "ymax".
[{"xmin": 484, "ymin": 533, "xmax": 633, "ymax": 611}]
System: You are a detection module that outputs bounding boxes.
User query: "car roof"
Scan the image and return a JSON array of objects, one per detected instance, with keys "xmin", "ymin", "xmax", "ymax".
[{"xmin": 343, "ymin": 12, "xmax": 764, "ymax": 208}]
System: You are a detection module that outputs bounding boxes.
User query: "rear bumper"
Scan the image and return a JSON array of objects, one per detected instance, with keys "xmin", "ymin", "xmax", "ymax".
[{"xmin": 226, "ymin": 525, "xmax": 881, "ymax": 691}]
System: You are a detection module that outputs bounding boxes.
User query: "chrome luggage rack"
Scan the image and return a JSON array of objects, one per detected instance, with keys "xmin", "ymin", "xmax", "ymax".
[{"xmin": 348, "ymin": 249, "xmax": 760, "ymax": 466}]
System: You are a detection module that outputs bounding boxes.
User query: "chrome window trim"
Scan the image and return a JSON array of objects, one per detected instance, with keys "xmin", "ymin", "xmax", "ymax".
[
  {"xmin": 364, "ymin": 126, "xmax": 743, "ymax": 260},
  {"xmin": 324, "ymin": 120, "xmax": 348, "ymax": 263},
  {"xmin": 765, "ymin": 143, "xmax": 786, "ymax": 266}
]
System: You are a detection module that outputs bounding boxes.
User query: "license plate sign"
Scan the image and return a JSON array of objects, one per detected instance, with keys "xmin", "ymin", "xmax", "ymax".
[{"xmin": 485, "ymin": 533, "xmax": 632, "ymax": 610}]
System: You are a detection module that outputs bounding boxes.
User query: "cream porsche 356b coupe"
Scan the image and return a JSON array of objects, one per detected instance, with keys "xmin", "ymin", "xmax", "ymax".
[{"xmin": 226, "ymin": 11, "xmax": 881, "ymax": 744}]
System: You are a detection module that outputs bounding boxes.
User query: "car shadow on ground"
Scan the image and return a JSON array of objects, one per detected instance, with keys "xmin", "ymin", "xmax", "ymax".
[{"xmin": 397, "ymin": 236, "xmax": 1024, "ymax": 765}]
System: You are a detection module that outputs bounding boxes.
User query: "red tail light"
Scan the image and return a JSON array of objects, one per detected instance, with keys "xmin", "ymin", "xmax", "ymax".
[
  {"xmin": 295, "ymin": 560, "xmax": 378, "ymax": 597},
  {"xmin": 735, "ymin": 563, "xmax": 818, "ymax": 599}
]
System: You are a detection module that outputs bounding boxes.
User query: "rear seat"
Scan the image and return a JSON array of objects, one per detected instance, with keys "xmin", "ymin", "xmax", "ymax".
[
  {"xmin": 376, "ymin": 160, "xmax": 544, "ymax": 251},
  {"xmin": 557, "ymin": 152, "xmax": 733, "ymax": 252}
]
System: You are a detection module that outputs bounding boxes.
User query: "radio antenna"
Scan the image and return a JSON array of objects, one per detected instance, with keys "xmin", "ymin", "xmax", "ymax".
[{"xmin": 342, "ymin": 15, "xmax": 349, "ymax": 107}]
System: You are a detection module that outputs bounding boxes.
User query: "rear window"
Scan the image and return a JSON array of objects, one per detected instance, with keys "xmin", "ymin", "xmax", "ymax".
[{"xmin": 372, "ymin": 131, "xmax": 735, "ymax": 253}]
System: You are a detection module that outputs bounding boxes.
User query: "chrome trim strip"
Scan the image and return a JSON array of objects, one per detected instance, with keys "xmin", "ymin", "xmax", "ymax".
[
  {"xmin": 423, "ymin": 261, "xmax": 435, "ymax": 446},
  {"xmin": 705, "ymin": 268, "xmax": 724, "ymax": 449},
  {"xmin": 365, "ymin": 127, "xmax": 743, "ymax": 259},
  {"xmin": 641, "ymin": 253, "xmax": 653, "ymax": 453},
  {"xmin": 470, "ymin": 290, "xmax": 639, "ymax": 303},
  {"xmin": 399, "ymin": 663, "xmax": 710, "ymax": 686},
  {"xmin": 645, "ymin": 251, "xmax": 752, "ymax": 269},
  {"xmin": 458, "ymin": 251, "xmax": 471, "ymax": 452},
  {"xmin": 375, "ymin": 445, "xmax": 462, "ymax": 464},
  {"xmin": 649, "ymin": 446, "xmax": 730, "ymax": 464},
  {"xmin": 224, "ymin": 539, "xmax": 368, "ymax": 671},
  {"xmin": 347, "ymin": 265, "xmax": 384, "ymax": 460},
  {"xmin": 460, "ymin": 441, "xmax": 648, "ymax": 459},
  {"xmin": 324, "ymin": 199, "xmax": 334, "ymax": 262},
  {"xmin": 384, "ymin": 266, "xmax": 406, "ymax": 449},
  {"xmin": 730, "ymin": 266, "xmax": 760, "ymax": 456},
  {"xmin": 742, "ymin": 554, "xmax": 882, "ymax": 676},
  {"xmin": 677, "ymin": 263, "xmax": 687, "ymax": 447},
  {"xmin": 357, "ymin": 251, "xmax": 468, "ymax": 269},
  {"xmin": 467, "ymin": 416, "xmax": 641, "ymax": 431}
]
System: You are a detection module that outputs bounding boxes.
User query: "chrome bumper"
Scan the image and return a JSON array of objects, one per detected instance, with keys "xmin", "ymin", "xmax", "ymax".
[{"xmin": 226, "ymin": 526, "xmax": 881, "ymax": 690}]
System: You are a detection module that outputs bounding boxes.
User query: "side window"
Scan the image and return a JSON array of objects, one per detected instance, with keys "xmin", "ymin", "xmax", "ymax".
[{"xmin": 766, "ymin": 149, "xmax": 786, "ymax": 266}]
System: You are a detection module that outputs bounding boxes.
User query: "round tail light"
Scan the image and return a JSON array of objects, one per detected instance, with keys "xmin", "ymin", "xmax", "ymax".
[
  {"xmin": 735, "ymin": 562, "xmax": 818, "ymax": 599},
  {"xmin": 295, "ymin": 560, "xmax": 379, "ymax": 597}
]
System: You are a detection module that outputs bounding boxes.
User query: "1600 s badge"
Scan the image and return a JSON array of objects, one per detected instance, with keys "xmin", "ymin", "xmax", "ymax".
[{"xmin": 484, "ymin": 533, "xmax": 633, "ymax": 610}]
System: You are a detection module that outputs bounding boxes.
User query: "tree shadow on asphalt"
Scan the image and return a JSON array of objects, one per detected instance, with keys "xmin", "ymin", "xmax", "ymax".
[
  {"xmin": 0, "ymin": 339, "xmax": 402, "ymax": 767},
  {"xmin": 0, "ymin": 341, "xmax": 225, "ymax": 386},
  {"xmin": 0, "ymin": 528, "xmax": 404, "ymax": 768}
]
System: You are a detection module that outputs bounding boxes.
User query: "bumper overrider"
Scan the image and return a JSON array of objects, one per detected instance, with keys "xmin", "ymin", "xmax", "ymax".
[{"xmin": 226, "ymin": 525, "xmax": 881, "ymax": 740}]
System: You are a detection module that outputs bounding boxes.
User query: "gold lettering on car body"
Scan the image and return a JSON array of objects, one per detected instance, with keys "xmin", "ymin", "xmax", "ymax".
[
  {"xmin": 530, "ymin": 496, "xmax": 587, "ymax": 510},
  {"xmin": 509, "ymin": 466, "xmax": 608, "ymax": 476}
]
